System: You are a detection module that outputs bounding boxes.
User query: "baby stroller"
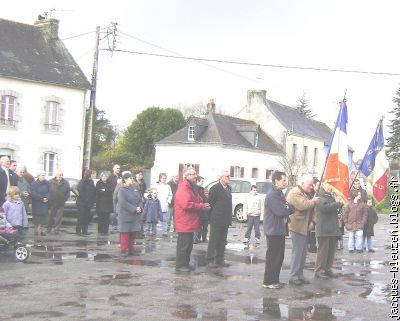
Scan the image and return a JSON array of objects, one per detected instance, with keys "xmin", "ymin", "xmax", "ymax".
[{"xmin": 0, "ymin": 214, "xmax": 30, "ymax": 262}]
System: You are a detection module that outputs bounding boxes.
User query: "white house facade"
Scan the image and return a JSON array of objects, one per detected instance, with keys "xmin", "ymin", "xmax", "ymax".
[
  {"xmin": 0, "ymin": 18, "xmax": 90, "ymax": 178},
  {"xmin": 152, "ymin": 103, "xmax": 283, "ymax": 185},
  {"xmin": 152, "ymin": 144, "xmax": 282, "ymax": 186},
  {"xmin": 237, "ymin": 90, "xmax": 342, "ymax": 181},
  {"xmin": 152, "ymin": 90, "xmax": 354, "ymax": 186}
]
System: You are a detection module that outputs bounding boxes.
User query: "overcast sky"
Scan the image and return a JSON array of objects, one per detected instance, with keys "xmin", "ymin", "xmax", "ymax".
[{"xmin": 3, "ymin": 0, "xmax": 400, "ymax": 159}]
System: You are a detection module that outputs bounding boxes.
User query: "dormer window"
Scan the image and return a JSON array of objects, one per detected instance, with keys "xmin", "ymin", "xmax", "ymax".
[{"xmin": 188, "ymin": 125, "xmax": 195, "ymax": 141}]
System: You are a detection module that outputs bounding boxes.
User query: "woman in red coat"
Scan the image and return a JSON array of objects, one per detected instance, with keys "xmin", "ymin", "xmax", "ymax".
[{"xmin": 174, "ymin": 168, "xmax": 210, "ymax": 272}]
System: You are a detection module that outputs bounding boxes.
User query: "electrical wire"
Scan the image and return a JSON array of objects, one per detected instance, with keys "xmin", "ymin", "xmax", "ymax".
[
  {"xmin": 61, "ymin": 27, "xmax": 108, "ymax": 41},
  {"xmin": 105, "ymin": 47, "xmax": 400, "ymax": 77},
  {"xmin": 118, "ymin": 29, "xmax": 262, "ymax": 83}
]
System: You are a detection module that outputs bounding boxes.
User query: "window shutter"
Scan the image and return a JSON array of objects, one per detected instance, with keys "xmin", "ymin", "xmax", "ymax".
[
  {"xmin": 240, "ymin": 167, "xmax": 244, "ymax": 178},
  {"xmin": 230, "ymin": 166, "xmax": 234, "ymax": 177}
]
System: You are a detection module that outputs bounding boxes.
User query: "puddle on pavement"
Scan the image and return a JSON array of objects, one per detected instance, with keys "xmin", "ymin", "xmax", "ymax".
[
  {"xmin": 117, "ymin": 257, "xmax": 171, "ymax": 268},
  {"xmin": 11, "ymin": 311, "xmax": 65, "ymax": 318},
  {"xmin": 295, "ymin": 288, "xmax": 342, "ymax": 300},
  {"xmin": 171, "ymin": 304, "xmax": 228, "ymax": 320},
  {"xmin": 339, "ymin": 259, "xmax": 388, "ymax": 269},
  {"xmin": 0, "ymin": 283, "xmax": 25, "ymax": 291},
  {"xmin": 342, "ymin": 275, "xmax": 371, "ymax": 287},
  {"xmin": 58, "ymin": 301, "xmax": 86, "ymax": 308},
  {"xmin": 172, "ymin": 304, "xmax": 198, "ymax": 319},
  {"xmin": 246, "ymin": 298, "xmax": 346, "ymax": 320},
  {"xmin": 100, "ymin": 272, "xmax": 143, "ymax": 286},
  {"xmin": 359, "ymin": 282, "xmax": 390, "ymax": 304}
]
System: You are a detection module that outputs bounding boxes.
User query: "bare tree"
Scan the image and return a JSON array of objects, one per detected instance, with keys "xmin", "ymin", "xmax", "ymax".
[
  {"xmin": 177, "ymin": 100, "xmax": 208, "ymax": 118},
  {"xmin": 279, "ymin": 154, "xmax": 304, "ymax": 185}
]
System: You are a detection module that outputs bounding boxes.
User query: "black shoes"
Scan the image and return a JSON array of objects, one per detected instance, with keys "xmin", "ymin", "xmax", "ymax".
[
  {"xmin": 289, "ymin": 279, "xmax": 302, "ymax": 286},
  {"xmin": 208, "ymin": 262, "xmax": 230, "ymax": 268},
  {"xmin": 175, "ymin": 266, "xmax": 191, "ymax": 272}
]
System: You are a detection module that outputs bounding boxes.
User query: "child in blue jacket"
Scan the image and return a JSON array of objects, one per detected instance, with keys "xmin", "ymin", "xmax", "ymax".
[{"xmin": 141, "ymin": 187, "xmax": 163, "ymax": 238}]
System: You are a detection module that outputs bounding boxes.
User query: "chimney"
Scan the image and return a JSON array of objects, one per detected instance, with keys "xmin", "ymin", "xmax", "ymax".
[
  {"xmin": 206, "ymin": 99, "xmax": 216, "ymax": 114},
  {"xmin": 246, "ymin": 90, "xmax": 266, "ymax": 112},
  {"xmin": 34, "ymin": 18, "xmax": 59, "ymax": 40}
]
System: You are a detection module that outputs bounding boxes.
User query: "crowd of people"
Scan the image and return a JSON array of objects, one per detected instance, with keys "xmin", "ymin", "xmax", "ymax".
[{"xmin": 0, "ymin": 155, "xmax": 379, "ymax": 287}]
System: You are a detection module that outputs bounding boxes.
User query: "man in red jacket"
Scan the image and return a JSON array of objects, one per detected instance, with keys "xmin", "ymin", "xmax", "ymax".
[{"xmin": 174, "ymin": 167, "xmax": 210, "ymax": 272}]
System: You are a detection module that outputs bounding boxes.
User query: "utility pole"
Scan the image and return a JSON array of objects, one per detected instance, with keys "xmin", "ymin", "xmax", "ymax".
[{"xmin": 83, "ymin": 26, "xmax": 100, "ymax": 172}]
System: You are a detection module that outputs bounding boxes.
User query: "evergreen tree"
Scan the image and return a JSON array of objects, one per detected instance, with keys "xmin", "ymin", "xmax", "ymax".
[
  {"xmin": 297, "ymin": 92, "xmax": 315, "ymax": 119},
  {"xmin": 121, "ymin": 107, "xmax": 185, "ymax": 168},
  {"xmin": 386, "ymin": 87, "xmax": 400, "ymax": 160}
]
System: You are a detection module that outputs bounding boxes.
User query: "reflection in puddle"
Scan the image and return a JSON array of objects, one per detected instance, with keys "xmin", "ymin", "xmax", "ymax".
[
  {"xmin": 172, "ymin": 304, "xmax": 198, "ymax": 319},
  {"xmin": 296, "ymin": 288, "xmax": 342, "ymax": 300},
  {"xmin": 99, "ymin": 273, "xmax": 143, "ymax": 286},
  {"xmin": 359, "ymin": 282, "xmax": 390, "ymax": 304},
  {"xmin": 172, "ymin": 304, "xmax": 227, "ymax": 320},
  {"xmin": 340, "ymin": 259, "xmax": 387, "ymax": 269},
  {"xmin": 247, "ymin": 298, "xmax": 346, "ymax": 320}
]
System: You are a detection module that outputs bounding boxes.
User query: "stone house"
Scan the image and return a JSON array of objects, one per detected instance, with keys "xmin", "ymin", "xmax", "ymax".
[
  {"xmin": 0, "ymin": 17, "xmax": 90, "ymax": 178},
  {"xmin": 152, "ymin": 90, "xmax": 354, "ymax": 185}
]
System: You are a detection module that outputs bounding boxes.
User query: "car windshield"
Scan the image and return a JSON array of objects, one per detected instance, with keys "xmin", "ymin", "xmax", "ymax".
[{"xmin": 255, "ymin": 181, "xmax": 272, "ymax": 194}]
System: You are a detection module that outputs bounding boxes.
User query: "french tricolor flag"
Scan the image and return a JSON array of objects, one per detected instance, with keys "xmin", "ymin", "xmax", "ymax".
[
  {"xmin": 323, "ymin": 101, "xmax": 350, "ymax": 202},
  {"xmin": 359, "ymin": 119, "xmax": 389, "ymax": 203}
]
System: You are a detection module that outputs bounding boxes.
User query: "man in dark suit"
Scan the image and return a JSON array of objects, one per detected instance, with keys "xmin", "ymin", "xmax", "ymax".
[
  {"xmin": 0, "ymin": 156, "xmax": 18, "ymax": 206},
  {"xmin": 207, "ymin": 170, "xmax": 232, "ymax": 268}
]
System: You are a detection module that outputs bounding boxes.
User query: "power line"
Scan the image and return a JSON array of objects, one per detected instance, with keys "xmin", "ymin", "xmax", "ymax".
[
  {"xmin": 118, "ymin": 29, "xmax": 262, "ymax": 83},
  {"xmin": 103, "ymin": 48, "xmax": 400, "ymax": 77},
  {"xmin": 61, "ymin": 27, "xmax": 108, "ymax": 41}
]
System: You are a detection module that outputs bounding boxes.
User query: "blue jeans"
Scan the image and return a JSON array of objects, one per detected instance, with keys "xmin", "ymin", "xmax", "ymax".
[
  {"xmin": 348, "ymin": 230, "xmax": 363, "ymax": 251},
  {"xmin": 161, "ymin": 211, "xmax": 170, "ymax": 235},
  {"xmin": 363, "ymin": 236, "xmax": 373, "ymax": 250}
]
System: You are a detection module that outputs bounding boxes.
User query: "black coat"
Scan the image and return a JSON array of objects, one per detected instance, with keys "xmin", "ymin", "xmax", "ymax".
[
  {"xmin": 96, "ymin": 180, "xmax": 114, "ymax": 213},
  {"xmin": 363, "ymin": 207, "xmax": 378, "ymax": 236},
  {"xmin": 208, "ymin": 182, "xmax": 232, "ymax": 227},
  {"xmin": 0, "ymin": 168, "xmax": 18, "ymax": 206},
  {"xmin": 315, "ymin": 192, "xmax": 343, "ymax": 237},
  {"xmin": 76, "ymin": 178, "xmax": 96, "ymax": 208}
]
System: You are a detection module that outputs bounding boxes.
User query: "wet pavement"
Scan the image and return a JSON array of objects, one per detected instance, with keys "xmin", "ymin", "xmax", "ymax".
[{"xmin": 0, "ymin": 214, "xmax": 393, "ymax": 321}]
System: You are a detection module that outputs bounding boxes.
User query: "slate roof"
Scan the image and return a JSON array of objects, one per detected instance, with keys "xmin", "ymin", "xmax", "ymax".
[
  {"xmin": 157, "ymin": 113, "xmax": 283, "ymax": 154},
  {"xmin": 266, "ymin": 99, "xmax": 333, "ymax": 145},
  {"xmin": 0, "ymin": 18, "xmax": 90, "ymax": 90}
]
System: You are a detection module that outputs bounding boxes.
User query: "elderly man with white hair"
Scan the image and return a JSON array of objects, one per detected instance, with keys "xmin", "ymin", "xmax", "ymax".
[
  {"xmin": 206, "ymin": 169, "xmax": 233, "ymax": 268},
  {"xmin": 286, "ymin": 174, "xmax": 319, "ymax": 286},
  {"xmin": 174, "ymin": 167, "xmax": 210, "ymax": 272},
  {"xmin": 0, "ymin": 156, "xmax": 18, "ymax": 206}
]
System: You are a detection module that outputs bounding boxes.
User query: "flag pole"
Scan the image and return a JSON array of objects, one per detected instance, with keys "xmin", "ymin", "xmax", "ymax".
[
  {"xmin": 349, "ymin": 116, "xmax": 385, "ymax": 191},
  {"xmin": 316, "ymin": 99, "xmax": 345, "ymax": 196}
]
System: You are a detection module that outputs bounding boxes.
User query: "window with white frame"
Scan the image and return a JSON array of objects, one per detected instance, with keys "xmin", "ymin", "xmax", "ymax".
[
  {"xmin": 230, "ymin": 166, "xmax": 244, "ymax": 178},
  {"xmin": 45, "ymin": 101, "xmax": 59, "ymax": 131},
  {"xmin": 1, "ymin": 95, "xmax": 16, "ymax": 126},
  {"xmin": 43, "ymin": 152, "xmax": 57, "ymax": 176},
  {"xmin": 188, "ymin": 126, "xmax": 195, "ymax": 141}
]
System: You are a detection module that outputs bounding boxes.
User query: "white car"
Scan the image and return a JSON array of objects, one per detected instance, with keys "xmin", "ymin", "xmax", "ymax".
[{"xmin": 205, "ymin": 178, "xmax": 272, "ymax": 222}]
